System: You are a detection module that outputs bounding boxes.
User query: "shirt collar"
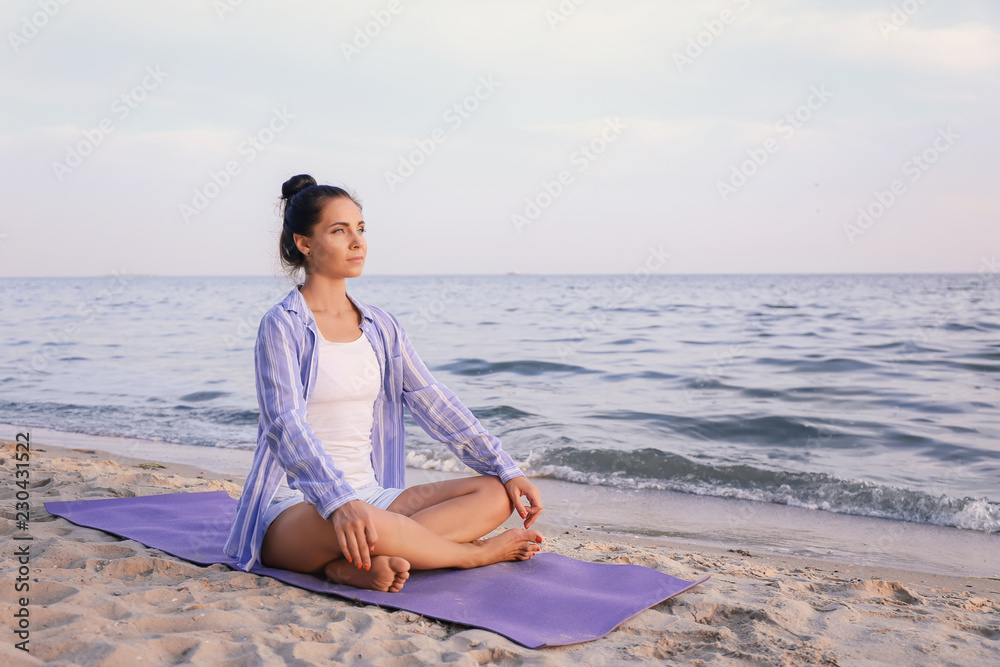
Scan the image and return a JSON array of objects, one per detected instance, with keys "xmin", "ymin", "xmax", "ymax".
[{"xmin": 281, "ymin": 284, "xmax": 374, "ymax": 326}]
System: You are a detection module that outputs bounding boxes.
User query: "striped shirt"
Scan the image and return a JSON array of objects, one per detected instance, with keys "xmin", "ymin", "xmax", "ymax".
[{"xmin": 224, "ymin": 284, "xmax": 524, "ymax": 571}]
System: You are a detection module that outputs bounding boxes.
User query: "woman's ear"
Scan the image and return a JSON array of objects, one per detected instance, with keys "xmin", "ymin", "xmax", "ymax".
[{"xmin": 293, "ymin": 232, "xmax": 311, "ymax": 257}]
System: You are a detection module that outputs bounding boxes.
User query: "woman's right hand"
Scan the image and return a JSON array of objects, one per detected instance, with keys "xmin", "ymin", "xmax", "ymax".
[{"xmin": 330, "ymin": 500, "xmax": 378, "ymax": 570}]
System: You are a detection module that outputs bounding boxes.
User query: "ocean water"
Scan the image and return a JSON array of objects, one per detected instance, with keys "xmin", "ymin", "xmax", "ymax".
[{"xmin": 2, "ymin": 273, "xmax": 999, "ymax": 536}]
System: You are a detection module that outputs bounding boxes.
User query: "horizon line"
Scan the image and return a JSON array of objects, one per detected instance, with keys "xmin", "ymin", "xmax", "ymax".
[{"xmin": 0, "ymin": 270, "xmax": 992, "ymax": 279}]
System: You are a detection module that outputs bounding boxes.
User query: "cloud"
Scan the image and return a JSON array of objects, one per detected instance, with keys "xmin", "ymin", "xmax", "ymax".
[
  {"xmin": 881, "ymin": 21, "xmax": 1000, "ymax": 71},
  {"xmin": 736, "ymin": 7, "xmax": 1000, "ymax": 73}
]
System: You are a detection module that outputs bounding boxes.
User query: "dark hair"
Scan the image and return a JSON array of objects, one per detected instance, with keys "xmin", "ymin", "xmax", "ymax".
[{"xmin": 278, "ymin": 174, "xmax": 362, "ymax": 276}]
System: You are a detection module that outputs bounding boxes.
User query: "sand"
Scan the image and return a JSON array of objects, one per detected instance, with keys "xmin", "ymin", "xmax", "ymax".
[{"xmin": 1, "ymin": 437, "xmax": 998, "ymax": 666}]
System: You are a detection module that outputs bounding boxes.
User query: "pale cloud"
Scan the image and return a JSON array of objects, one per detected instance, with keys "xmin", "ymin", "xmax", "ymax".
[
  {"xmin": 883, "ymin": 22, "xmax": 1000, "ymax": 71},
  {"xmin": 735, "ymin": 7, "xmax": 1000, "ymax": 73},
  {"xmin": 376, "ymin": 2, "xmax": 683, "ymax": 72}
]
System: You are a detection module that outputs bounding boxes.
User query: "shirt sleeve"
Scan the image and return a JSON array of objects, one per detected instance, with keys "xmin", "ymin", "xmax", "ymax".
[
  {"xmin": 255, "ymin": 309, "xmax": 359, "ymax": 519},
  {"xmin": 392, "ymin": 313, "xmax": 525, "ymax": 483}
]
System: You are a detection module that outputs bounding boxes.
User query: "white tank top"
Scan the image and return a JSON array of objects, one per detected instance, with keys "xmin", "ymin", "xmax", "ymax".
[{"xmin": 273, "ymin": 329, "xmax": 380, "ymax": 500}]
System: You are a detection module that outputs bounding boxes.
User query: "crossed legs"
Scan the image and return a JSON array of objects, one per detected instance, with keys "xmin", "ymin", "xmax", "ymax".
[{"xmin": 260, "ymin": 476, "xmax": 543, "ymax": 592}]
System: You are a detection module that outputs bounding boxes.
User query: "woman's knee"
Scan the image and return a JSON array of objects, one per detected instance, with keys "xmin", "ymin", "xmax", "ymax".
[
  {"xmin": 480, "ymin": 476, "xmax": 516, "ymax": 518},
  {"xmin": 261, "ymin": 503, "xmax": 339, "ymax": 572}
]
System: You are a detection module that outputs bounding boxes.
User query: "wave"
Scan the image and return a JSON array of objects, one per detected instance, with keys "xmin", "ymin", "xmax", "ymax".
[
  {"xmin": 435, "ymin": 358, "xmax": 598, "ymax": 376},
  {"xmin": 472, "ymin": 405, "xmax": 535, "ymax": 421},
  {"xmin": 604, "ymin": 370, "xmax": 679, "ymax": 382},
  {"xmin": 2, "ymin": 399, "xmax": 258, "ymax": 448},
  {"xmin": 754, "ymin": 357, "xmax": 880, "ymax": 373},
  {"xmin": 405, "ymin": 446, "xmax": 1000, "ymax": 534},
  {"xmin": 584, "ymin": 409, "xmax": 872, "ymax": 450},
  {"xmin": 943, "ymin": 322, "xmax": 998, "ymax": 332},
  {"xmin": 178, "ymin": 390, "xmax": 231, "ymax": 402}
]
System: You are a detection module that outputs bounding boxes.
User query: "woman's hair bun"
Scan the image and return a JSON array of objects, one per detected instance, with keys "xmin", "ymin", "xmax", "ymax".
[{"xmin": 281, "ymin": 174, "xmax": 317, "ymax": 202}]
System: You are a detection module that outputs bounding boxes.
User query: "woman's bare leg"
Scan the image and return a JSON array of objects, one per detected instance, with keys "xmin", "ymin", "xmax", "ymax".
[
  {"xmin": 387, "ymin": 475, "xmax": 515, "ymax": 542},
  {"xmin": 261, "ymin": 501, "xmax": 542, "ymax": 591}
]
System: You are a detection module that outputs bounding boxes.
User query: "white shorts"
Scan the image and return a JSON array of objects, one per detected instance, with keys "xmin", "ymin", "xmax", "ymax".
[{"xmin": 261, "ymin": 480, "xmax": 405, "ymax": 534}]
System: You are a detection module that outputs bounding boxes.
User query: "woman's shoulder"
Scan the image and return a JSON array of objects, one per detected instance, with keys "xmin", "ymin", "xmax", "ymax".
[
  {"xmin": 260, "ymin": 300, "xmax": 298, "ymax": 325},
  {"xmin": 256, "ymin": 297, "xmax": 307, "ymax": 339},
  {"xmin": 366, "ymin": 304, "xmax": 408, "ymax": 338},
  {"xmin": 349, "ymin": 294, "xmax": 400, "ymax": 329},
  {"xmin": 365, "ymin": 302, "xmax": 396, "ymax": 323}
]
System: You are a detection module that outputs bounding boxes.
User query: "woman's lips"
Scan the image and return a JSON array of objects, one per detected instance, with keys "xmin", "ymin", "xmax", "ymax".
[{"xmin": 348, "ymin": 256, "xmax": 364, "ymax": 263}]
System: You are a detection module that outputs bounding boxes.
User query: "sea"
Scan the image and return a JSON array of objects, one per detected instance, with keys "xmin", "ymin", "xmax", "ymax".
[{"xmin": 3, "ymin": 273, "xmax": 999, "ymax": 575}]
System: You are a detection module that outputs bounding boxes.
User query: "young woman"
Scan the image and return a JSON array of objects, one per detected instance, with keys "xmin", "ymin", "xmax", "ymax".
[{"xmin": 224, "ymin": 174, "xmax": 544, "ymax": 593}]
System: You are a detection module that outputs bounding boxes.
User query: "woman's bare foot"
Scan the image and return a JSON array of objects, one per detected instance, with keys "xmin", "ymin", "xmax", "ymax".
[
  {"xmin": 324, "ymin": 555, "xmax": 410, "ymax": 592},
  {"xmin": 472, "ymin": 529, "xmax": 543, "ymax": 567}
]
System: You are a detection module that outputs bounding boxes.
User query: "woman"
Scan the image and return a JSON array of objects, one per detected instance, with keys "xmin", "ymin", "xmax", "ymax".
[{"xmin": 224, "ymin": 174, "xmax": 544, "ymax": 593}]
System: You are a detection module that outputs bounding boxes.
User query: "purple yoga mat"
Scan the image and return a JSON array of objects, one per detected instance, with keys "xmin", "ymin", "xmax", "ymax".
[{"xmin": 44, "ymin": 491, "xmax": 709, "ymax": 648}]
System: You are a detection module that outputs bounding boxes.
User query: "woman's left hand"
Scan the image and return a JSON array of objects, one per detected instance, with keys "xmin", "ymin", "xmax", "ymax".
[{"xmin": 504, "ymin": 476, "xmax": 543, "ymax": 529}]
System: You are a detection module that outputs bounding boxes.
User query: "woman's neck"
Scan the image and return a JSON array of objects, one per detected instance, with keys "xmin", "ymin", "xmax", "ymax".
[{"xmin": 298, "ymin": 274, "xmax": 353, "ymax": 317}]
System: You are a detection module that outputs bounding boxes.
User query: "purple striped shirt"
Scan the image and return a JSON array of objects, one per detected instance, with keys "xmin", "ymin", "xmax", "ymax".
[{"xmin": 224, "ymin": 284, "xmax": 524, "ymax": 571}]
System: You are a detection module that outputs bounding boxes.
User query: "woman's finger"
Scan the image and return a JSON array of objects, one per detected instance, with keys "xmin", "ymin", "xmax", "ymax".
[
  {"xmin": 336, "ymin": 528, "xmax": 352, "ymax": 564},
  {"xmin": 343, "ymin": 529, "xmax": 362, "ymax": 569},
  {"xmin": 528, "ymin": 488, "xmax": 544, "ymax": 514},
  {"xmin": 508, "ymin": 487, "xmax": 528, "ymax": 520},
  {"xmin": 523, "ymin": 505, "xmax": 539, "ymax": 529},
  {"xmin": 523, "ymin": 487, "xmax": 543, "ymax": 528},
  {"xmin": 356, "ymin": 524, "xmax": 372, "ymax": 571},
  {"xmin": 365, "ymin": 518, "xmax": 379, "ymax": 552}
]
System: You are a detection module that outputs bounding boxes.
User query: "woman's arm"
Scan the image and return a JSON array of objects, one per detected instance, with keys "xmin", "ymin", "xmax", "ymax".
[{"xmin": 391, "ymin": 312, "xmax": 542, "ymax": 525}]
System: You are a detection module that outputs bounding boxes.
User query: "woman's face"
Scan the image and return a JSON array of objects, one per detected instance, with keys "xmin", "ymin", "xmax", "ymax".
[{"xmin": 295, "ymin": 196, "xmax": 366, "ymax": 278}]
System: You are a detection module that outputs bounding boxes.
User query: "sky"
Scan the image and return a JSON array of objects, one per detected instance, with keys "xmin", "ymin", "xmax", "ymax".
[{"xmin": 2, "ymin": 0, "xmax": 998, "ymax": 277}]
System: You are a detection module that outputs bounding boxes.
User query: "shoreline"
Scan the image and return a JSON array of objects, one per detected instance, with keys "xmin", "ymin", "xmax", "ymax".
[
  {"xmin": 1, "ymin": 434, "xmax": 999, "ymax": 664},
  {"xmin": 7, "ymin": 423, "xmax": 999, "ymax": 579}
]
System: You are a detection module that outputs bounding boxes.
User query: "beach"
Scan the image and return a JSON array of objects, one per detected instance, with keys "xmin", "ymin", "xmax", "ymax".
[
  {"xmin": 2, "ymin": 435, "xmax": 998, "ymax": 666},
  {"xmin": 6, "ymin": 0, "xmax": 999, "ymax": 660}
]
